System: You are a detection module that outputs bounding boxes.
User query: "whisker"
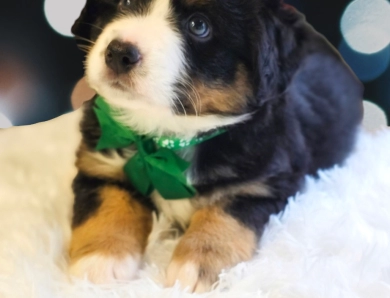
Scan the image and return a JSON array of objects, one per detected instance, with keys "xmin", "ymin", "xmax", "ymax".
[
  {"xmin": 74, "ymin": 35, "xmax": 96, "ymax": 45},
  {"xmin": 170, "ymin": 98, "xmax": 180, "ymax": 115},
  {"xmin": 181, "ymin": 78, "xmax": 201, "ymax": 117},
  {"xmin": 184, "ymin": 89, "xmax": 198, "ymax": 116},
  {"xmin": 80, "ymin": 22, "xmax": 104, "ymax": 32},
  {"xmin": 170, "ymin": 92, "xmax": 186, "ymax": 116},
  {"xmin": 188, "ymin": 81, "xmax": 201, "ymax": 116},
  {"xmin": 78, "ymin": 45, "xmax": 93, "ymax": 52},
  {"xmin": 78, "ymin": 44, "xmax": 92, "ymax": 48},
  {"xmin": 173, "ymin": 95, "xmax": 186, "ymax": 116},
  {"xmin": 182, "ymin": 83, "xmax": 198, "ymax": 116},
  {"xmin": 177, "ymin": 97, "xmax": 187, "ymax": 117}
]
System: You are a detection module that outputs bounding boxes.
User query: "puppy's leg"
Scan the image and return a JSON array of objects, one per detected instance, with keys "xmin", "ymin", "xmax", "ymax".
[
  {"xmin": 166, "ymin": 206, "xmax": 255, "ymax": 293},
  {"xmin": 69, "ymin": 173, "xmax": 153, "ymax": 283},
  {"xmin": 166, "ymin": 199, "xmax": 286, "ymax": 293}
]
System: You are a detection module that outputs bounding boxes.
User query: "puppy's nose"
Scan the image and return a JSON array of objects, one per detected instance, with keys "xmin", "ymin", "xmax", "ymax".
[{"xmin": 105, "ymin": 40, "xmax": 140, "ymax": 74}]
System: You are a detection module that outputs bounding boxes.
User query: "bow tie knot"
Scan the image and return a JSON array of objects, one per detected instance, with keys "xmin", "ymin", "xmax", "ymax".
[{"xmin": 93, "ymin": 96, "xmax": 225, "ymax": 200}]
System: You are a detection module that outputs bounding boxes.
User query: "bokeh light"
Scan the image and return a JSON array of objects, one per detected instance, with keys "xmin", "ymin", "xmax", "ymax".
[
  {"xmin": 339, "ymin": 39, "xmax": 390, "ymax": 82},
  {"xmin": 0, "ymin": 53, "xmax": 39, "ymax": 125},
  {"xmin": 363, "ymin": 100, "xmax": 388, "ymax": 131},
  {"xmin": 44, "ymin": 0, "xmax": 86, "ymax": 37},
  {"xmin": 0, "ymin": 111, "xmax": 12, "ymax": 128},
  {"xmin": 341, "ymin": 0, "xmax": 390, "ymax": 54}
]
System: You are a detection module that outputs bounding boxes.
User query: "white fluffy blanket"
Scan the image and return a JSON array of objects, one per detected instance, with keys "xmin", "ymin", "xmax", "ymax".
[{"xmin": 1, "ymin": 110, "xmax": 390, "ymax": 298}]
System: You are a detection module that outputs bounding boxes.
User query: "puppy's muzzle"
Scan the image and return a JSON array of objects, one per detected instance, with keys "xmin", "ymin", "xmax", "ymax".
[{"xmin": 105, "ymin": 40, "xmax": 141, "ymax": 74}]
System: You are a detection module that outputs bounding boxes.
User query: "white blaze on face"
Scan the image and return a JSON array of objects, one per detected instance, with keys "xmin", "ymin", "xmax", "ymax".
[{"xmin": 86, "ymin": 0, "xmax": 185, "ymax": 108}]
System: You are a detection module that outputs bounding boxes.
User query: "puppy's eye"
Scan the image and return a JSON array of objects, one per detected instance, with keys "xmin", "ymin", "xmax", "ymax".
[
  {"xmin": 120, "ymin": 0, "xmax": 130, "ymax": 6},
  {"xmin": 188, "ymin": 16, "xmax": 210, "ymax": 38}
]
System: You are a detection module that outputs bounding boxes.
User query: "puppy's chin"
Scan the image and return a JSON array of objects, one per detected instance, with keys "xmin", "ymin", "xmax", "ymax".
[
  {"xmin": 110, "ymin": 81, "xmax": 128, "ymax": 92},
  {"xmin": 105, "ymin": 71, "xmax": 132, "ymax": 90},
  {"xmin": 86, "ymin": 79, "xmax": 171, "ymax": 111}
]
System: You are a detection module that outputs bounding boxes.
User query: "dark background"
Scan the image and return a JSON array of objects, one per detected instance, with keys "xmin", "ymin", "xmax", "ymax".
[{"xmin": 0, "ymin": 0, "xmax": 389, "ymax": 126}]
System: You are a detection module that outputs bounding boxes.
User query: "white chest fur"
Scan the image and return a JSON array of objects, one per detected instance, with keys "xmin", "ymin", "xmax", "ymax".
[
  {"xmin": 151, "ymin": 191, "xmax": 197, "ymax": 229},
  {"xmin": 148, "ymin": 147, "xmax": 197, "ymax": 229}
]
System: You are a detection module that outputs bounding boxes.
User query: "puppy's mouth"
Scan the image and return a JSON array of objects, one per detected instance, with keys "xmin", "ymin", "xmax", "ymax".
[{"xmin": 110, "ymin": 79, "xmax": 129, "ymax": 91}]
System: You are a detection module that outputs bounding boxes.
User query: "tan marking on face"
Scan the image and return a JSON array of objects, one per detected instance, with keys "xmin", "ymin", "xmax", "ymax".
[
  {"xmin": 189, "ymin": 65, "xmax": 252, "ymax": 115},
  {"xmin": 75, "ymin": 143, "xmax": 131, "ymax": 181},
  {"xmin": 166, "ymin": 206, "xmax": 257, "ymax": 292},
  {"xmin": 69, "ymin": 185, "xmax": 153, "ymax": 262}
]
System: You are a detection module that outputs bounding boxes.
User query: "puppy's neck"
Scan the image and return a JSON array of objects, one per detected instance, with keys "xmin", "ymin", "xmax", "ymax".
[{"xmin": 102, "ymin": 95, "xmax": 250, "ymax": 139}]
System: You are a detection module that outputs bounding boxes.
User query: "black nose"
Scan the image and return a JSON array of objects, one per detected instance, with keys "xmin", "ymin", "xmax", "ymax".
[{"xmin": 105, "ymin": 40, "xmax": 141, "ymax": 74}]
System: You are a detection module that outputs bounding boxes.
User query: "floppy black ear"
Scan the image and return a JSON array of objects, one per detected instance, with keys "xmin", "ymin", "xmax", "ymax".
[
  {"xmin": 252, "ymin": 3, "xmax": 363, "ymax": 170},
  {"xmin": 254, "ymin": 3, "xmax": 363, "ymax": 119},
  {"xmin": 72, "ymin": 0, "xmax": 119, "ymax": 47}
]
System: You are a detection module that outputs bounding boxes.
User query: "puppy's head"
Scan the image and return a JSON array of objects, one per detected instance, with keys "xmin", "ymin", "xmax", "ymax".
[
  {"xmin": 73, "ymin": 0, "xmax": 266, "ymax": 114},
  {"xmin": 72, "ymin": 0, "xmax": 361, "ymax": 136}
]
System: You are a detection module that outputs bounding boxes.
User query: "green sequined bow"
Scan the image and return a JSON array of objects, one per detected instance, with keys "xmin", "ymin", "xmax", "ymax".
[{"xmin": 93, "ymin": 96, "xmax": 226, "ymax": 200}]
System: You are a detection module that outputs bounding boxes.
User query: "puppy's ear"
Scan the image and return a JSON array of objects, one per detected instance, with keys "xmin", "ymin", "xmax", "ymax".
[
  {"xmin": 72, "ymin": 0, "xmax": 119, "ymax": 46},
  {"xmin": 253, "ymin": 3, "xmax": 363, "ymax": 123}
]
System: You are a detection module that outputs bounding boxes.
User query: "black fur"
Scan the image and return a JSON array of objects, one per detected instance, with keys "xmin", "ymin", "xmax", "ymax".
[
  {"xmin": 72, "ymin": 170, "xmax": 155, "ymax": 228},
  {"xmin": 72, "ymin": 172, "xmax": 104, "ymax": 227},
  {"xmin": 72, "ymin": 0, "xmax": 363, "ymax": 239},
  {"xmin": 72, "ymin": 0, "xmax": 155, "ymax": 48},
  {"xmin": 78, "ymin": 97, "xmax": 102, "ymax": 150}
]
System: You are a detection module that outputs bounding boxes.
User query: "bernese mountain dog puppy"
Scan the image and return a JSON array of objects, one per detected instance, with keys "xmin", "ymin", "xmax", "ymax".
[{"xmin": 69, "ymin": 0, "xmax": 363, "ymax": 292}]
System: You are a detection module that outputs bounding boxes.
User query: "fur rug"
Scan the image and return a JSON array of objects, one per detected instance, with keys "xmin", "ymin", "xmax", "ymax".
[{"xmin": 1, "ymin": 110, "xmax": 390, "ymax": 298}]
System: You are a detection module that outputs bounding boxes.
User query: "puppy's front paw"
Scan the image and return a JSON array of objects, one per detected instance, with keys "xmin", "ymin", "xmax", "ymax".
[
  {"xmin": 69, "ymin": 254, "xmax": 140, "ymax": 284},
  {"xmin": 166, "ymin": 258, "xmax": 219, "ymax": 293},
  {"xmin": 69, "ymin": 185, "xmax": 153, "ymax": 284},
  {"xmin": 165, "ymin": 207, "xmax": 257, "ymax": 293}
]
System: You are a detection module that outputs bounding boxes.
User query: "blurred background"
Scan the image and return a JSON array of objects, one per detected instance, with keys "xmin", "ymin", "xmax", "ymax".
[{"xmin": 0, "ymin": 0, "xmax": 389, "ymax": 128}]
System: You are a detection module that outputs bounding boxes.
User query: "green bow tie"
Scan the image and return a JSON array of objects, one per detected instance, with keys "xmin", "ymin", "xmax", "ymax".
[{"xmin": 93, "ymin": 96, "xmax": 226, "ymax": 200}]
